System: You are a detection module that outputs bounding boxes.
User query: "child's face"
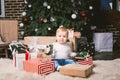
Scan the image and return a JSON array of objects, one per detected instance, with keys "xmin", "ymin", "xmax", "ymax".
[{"xmin": 56, "ymin": 31, "xmax": 68, "ymax": 44}]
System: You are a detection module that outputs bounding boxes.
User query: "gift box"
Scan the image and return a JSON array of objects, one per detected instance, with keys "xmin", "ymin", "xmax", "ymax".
[
  {"xmin": 23, "ymin": 58, "xmax": 55, "ymax": 75},
  {"xmin": 59, "ymin": 64, "xmax": 93, "ymax": 77},
  {"xmin": 24, "ymin": 36, "xmax": 56, "ymax": 45},
  {"xmin": 13, "ymin": 53, "xmax": 37, "ymax": 70},
  {"xmin": 93, "ymin": 32, "xmax": 113, "ymax": 52},
  {"xmin": 24, "ymin": 36, "xmax": 57, "ymax": 54},
  {"xmin": 77, "ymin": 57, "xmax": 93, "ymax": 65}
]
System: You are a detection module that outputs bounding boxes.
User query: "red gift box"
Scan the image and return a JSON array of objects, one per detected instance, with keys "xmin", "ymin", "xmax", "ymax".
[
  {"xmin": 23, "ymin": 58, "xmax": 55, "ymax": 75},
  {"xmin": 78, "ymin": 57, "xmax": 93, "ymax": 65}
]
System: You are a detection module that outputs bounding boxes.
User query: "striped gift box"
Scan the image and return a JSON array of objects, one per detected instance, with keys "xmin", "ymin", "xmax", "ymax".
[
  {"xmin": 23, "ymin": 58, "xmax": 55, "ymax": 75},
  {"xmin": 78, "ymin": 57, "xmax": 93, "ymax": 65}
]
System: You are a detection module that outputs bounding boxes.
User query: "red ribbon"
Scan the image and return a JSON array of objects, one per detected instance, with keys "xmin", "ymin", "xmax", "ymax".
[
  {"xmin": 25, "ymin": 52, "xmax": 29, "ymax": 60},
  {"xmin": 14, "ymin": 53, "xmax": 16, "ymax": 67}
]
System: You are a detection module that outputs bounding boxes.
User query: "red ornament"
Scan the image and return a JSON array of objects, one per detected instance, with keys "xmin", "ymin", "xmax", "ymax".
[
  {"xmin": 40, "ymin": 18, "xmax": 44, "ymax": 22},
  {"xmin": 23, "ymin": 17, "xmax": 29, "ymax": 22},
  {"xmin": 81, "ymin": 13, "xmax": 86, "ymax": 17}
]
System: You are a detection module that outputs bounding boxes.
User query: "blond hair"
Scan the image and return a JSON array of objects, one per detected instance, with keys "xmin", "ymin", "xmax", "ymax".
[{"xmin": 56, "ymin": 27, "xmax": 68, "ymax": 36}]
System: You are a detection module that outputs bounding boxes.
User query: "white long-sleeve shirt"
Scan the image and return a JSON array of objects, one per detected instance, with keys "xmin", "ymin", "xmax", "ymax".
[{"xmin": 52, "ymin": 42, "xmax": 73, "ymax": 59}]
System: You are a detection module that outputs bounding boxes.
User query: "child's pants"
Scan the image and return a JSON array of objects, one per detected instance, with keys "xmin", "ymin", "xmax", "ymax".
[{"xmin": 52, "ymin": 59, "xmax": 75, "ymax": 71}]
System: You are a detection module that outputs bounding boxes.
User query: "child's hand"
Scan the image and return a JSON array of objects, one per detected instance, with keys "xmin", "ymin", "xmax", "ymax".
[{"xmin": 70, "ymin": 52, "xmax": 77, "ymax": 57}]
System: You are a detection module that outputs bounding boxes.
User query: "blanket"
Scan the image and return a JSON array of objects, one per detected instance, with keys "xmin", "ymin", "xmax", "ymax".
[{"xmin": 0, "ymin": 58, "xmax": 120, "ymax": 80}]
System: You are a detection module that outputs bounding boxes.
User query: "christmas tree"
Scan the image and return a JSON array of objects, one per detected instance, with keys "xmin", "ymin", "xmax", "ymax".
[{"xmin": 20, "ymin": 0, "xmax": 94, "ymax": 42}]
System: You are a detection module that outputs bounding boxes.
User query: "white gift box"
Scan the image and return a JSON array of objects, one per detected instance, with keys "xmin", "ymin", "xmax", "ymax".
[
  {"xmin": 13, "ymin": 53, "xmax": 37, "ymax": 70},
  {"xmin": 93, "ymin": 32, "xmax": 113, "ymax": 52}
]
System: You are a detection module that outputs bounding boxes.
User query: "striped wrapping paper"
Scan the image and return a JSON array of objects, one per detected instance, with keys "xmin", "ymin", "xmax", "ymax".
[
  {"xmin": 77, "ymin": 57, "xmax": 93, "ymax": 65},
  {"xmin": 23, "ymin": 58, "xmax": 55, "ymax": 75}
]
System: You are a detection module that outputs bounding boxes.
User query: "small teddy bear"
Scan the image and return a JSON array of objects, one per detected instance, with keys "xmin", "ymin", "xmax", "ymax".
[{"xmin": 37, "ymin": 44, "xmax": 53, "ymax": 61}]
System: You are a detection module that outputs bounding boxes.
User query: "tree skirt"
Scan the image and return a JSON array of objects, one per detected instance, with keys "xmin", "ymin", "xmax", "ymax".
[{"xmin": 0, "ymin": 58, "xmax": 120, "ymax": 80}]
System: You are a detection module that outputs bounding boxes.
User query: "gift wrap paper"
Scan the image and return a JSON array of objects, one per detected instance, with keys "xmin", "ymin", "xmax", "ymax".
[
  {"xmin": 23, "ymin": 58, "xmax": 55, "ymax": 75},
  {"xmin": 24, "ymin": 36, "xmax": 56, "ymax": 45},
  {"xmin": 78, "ymin": 57, "xmax": 93, "ymax": 65},
  {"xmin": 60, "ymin": 64, "xmax": 93, "ymax": 77},
  {"xmin": 93, "ymin": 32, "xmax": 113, "ymax": 52},
  {"xmin": 13, "ymin": 53, "xmax": 37, "ymax": 70}
]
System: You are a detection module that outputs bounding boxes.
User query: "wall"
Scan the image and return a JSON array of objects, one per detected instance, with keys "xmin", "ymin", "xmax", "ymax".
[{"xmin": 0, "ymin": 0, "xmax": 24, "ymax": 39}]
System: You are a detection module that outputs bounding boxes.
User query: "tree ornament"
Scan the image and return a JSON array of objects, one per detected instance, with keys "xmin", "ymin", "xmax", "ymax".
[
  {"xmin": 22, "ymin": 12, "xmax": 26, "ymax": 16},
  {"xmin": 20, "ymin": 31, "xmax": 24, "ymax": 35},
  {"xmin": 89, "ymin": 6, "xmax": 93, "ymax": 10},
  {"xmin": 24, "ymin": 0, "xmax": 28, "ymax": 4},
  {"xmin": 71, "ymin": 13, "xmax": 77, "ymax": 19},
  {"xmin": 30, "ymin": 16, "xmax": 33, "ymax": 20},
  {"xmin": 50, "ymin": 17, "xmax": 55, "ymax": 22},
  {"xmin": 19, "ymin": 23, "xmax": 24, "ymax": 27},
  {"xmin": 40, "ymin": 18, "xmax": 44, "ymax": 22},
  {"xmin": 43, "ymin": 2, "xmax": 48, "ymax": 7},
  {"xmin": 47, "ymin": 5, "xmax": 51, "ymax": 9},
  {"xmin": 48, "ymin": 27, "xmax": 51, "ymax": 31},
  {"xmin": 81, "ymin": 13, "xmax": 86, "ymax": 17},
  {"xmin": 43, "ymin": 18, "xmax": 47, "ymax": 23},
  {"xmin": 23, "ymin": 17, "xmax": 29, "ymax": 22},
  {"xmin": 28, "ymin": 4, "xmax": 32, "ymax": 8},
  {"xmin": 35, "ymin": 28, "xmax": 38, "ymax": 32}
]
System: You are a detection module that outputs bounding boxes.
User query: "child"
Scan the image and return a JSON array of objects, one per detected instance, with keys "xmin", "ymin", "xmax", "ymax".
[{"xmin": 52, "ymin": 27, "xmax": 76, "ymax": 71}]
